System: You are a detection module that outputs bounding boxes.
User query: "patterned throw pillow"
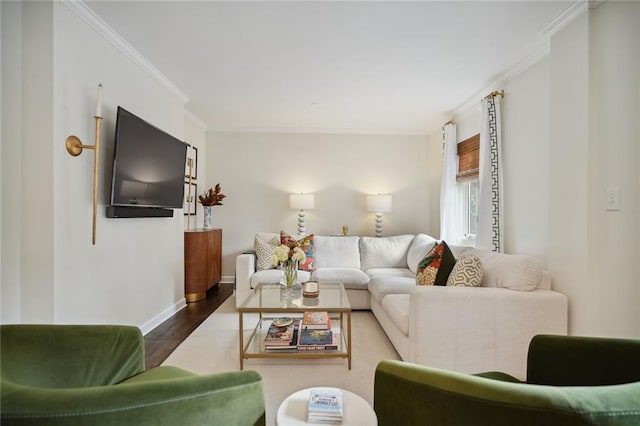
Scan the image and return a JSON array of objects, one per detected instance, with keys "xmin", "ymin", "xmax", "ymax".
[
  {"xmin": 416, "ymin": 241, "xmax": 456, "ymax": 286},
  {"xmin": 447, "ymin": 253, "xmax": 484, "ymax": 287},
  {"xmin": 280, "ymin": 231, "xmax": 315, "ymax": 272},
  {"xmin": 254, "ymin": 236, "xmax": 280, "ymax": 271}
]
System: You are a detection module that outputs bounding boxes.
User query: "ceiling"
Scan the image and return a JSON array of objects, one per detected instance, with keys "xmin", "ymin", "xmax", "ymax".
[{"xmin": 86, "ymin": 1, "xmax": 575, "ymax": 135}]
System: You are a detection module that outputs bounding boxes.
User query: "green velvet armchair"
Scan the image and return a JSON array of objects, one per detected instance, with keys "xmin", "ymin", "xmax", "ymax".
[
  {"xmin": 1, "ymin": 324, "xmax": 265, "ymax": 426},
  {"xmin": 374, "ymin": 335, "xmax": 640, "ymax": 425}
]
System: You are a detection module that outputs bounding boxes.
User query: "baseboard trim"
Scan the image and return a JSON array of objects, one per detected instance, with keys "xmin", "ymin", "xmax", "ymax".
[
  {"xmin": 140, "ymin": 298, "xmax": 187, "ymax": 335},
  {"xmin": 221, "ymin": 275, "xmax": 234, "ymax": 284}
]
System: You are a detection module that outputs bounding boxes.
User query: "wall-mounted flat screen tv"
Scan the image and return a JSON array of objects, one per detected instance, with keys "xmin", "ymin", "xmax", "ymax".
[{"xmin": 109, "ymin": 106, "xmax": 187, "ymax": 210}]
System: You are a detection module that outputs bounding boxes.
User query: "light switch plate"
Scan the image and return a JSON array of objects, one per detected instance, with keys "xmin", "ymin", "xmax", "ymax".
[{"xmin": 606, "ymin": 188, "xmax": 621, "ymax": 211}]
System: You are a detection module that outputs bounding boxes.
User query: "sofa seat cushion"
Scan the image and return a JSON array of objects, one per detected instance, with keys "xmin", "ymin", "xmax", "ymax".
[
  {"xmin": 381, "ymin": 294, "xmax": 410, "ymax": 336},
  {"xmin": 360, "ymin": 235, "xmax": 415, "ymax": 270},
  {"xmin": 250, "ymin": 269, "xmax": 311, "ymax": 288},
  {"xmin": 366, "ymin": 268, "xmax": 414, "ymax": 280},
  {"xmin": 312, "ymin": 268, "xmax": 369, "ymax": 289},
  {"xmin": 368, "ymin": 276, "xmax": 415, "ymax": 304},
  {"xmin": 314, "ymin": 236, "xmax": 361, "ymax": 269}
]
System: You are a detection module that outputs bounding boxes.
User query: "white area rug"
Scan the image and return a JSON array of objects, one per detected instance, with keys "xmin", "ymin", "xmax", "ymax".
[{"xmin": 163, "ymin": 295, "xmax": 400, "ymax": 426}]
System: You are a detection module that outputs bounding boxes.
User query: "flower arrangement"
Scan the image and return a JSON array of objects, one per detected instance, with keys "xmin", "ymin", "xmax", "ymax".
[
  {"xmin": 271, "ymin": 244, "xmax": 306, "ymax": 268},
  {"xmin": 271, "ymin": 243, "xmax": 307, "ymax": 289},
  {"xmin": 199, "ymin": 183, "xmax": 226, "ymax": 206}
]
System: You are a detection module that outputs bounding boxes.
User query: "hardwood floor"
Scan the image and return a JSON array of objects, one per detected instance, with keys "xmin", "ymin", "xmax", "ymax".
[{"xmin": 144, "ymin": 283, "xmax": 233, "ymax": 368}]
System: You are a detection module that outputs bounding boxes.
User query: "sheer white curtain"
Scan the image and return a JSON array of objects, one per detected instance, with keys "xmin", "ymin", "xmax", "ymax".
[
  {"xmin": 477, "ymin": 94, "xmax": 504, "ymax": 252},
  {"xmin": 440, "ymin": 123, "xmax": 461, "ymax": 244}
]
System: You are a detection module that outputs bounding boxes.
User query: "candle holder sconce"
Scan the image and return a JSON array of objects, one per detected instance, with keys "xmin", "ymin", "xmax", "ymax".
[{"xmin": 65, "ymin": 84, "xmax": 103, "ymax": 245}]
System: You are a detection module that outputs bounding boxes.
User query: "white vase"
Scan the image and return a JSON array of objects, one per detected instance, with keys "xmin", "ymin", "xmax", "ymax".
[{"xmin": 203, "ymin": 206, "xmax": 213, "ymax": 229}]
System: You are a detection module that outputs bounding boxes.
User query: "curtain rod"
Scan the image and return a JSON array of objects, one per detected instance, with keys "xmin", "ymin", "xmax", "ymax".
[
  {"xmin": 442, "ymin": 119, "xmax": 456, "ymax": 129},
  {"xmin": 484, "ymin": 89, "xmax": 504, "ymax": 99}
]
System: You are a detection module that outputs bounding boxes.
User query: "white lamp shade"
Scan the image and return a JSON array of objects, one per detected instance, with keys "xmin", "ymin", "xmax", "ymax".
[
  {"xmin": 290, "ymin": 193, "xmax": 315, "ymax": 210},
  {"xmin": 367, "ymin": 194, "xmax": 392, "ymax": 213}
]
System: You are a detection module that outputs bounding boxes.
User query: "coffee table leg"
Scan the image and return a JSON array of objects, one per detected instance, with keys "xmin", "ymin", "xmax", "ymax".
[
  {"xmin": 239, "ymin": 311, "xmax": 244, "ymax": 370},
  {"xmin": 347, "ymin": 311, "xmax": 352, "ymax": 370}
]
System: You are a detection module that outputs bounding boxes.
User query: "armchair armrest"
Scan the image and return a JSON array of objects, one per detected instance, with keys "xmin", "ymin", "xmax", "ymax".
[
  {"xmin": 374, "ymin": 359, "xmax": 640, "ymax": 426},
  {"xmin": 1, "ymin": 368, "xmax": 265, "ymax": 426},
  {"xmin": 0, "ymin": 325, "xmax": 144, "ymax": 388},
  {"xmin": 235, "ymin": 251, "xmax": 257, "ymax": 307},
  {"xmin": 407, "ymin": 286, "xmax": 567, "ymax": 379}
]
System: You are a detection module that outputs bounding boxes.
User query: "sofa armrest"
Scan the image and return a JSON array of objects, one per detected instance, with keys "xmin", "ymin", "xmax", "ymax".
[
  {"xmin": 235, "ymin": 251, "xmax": 257, "ymax": 307},
  {"xmin": 374, "ymin": 359, "xmax": 640, "ymax": 426},
  {"xmin": 407, "ymin": 286, "xmax": 568, "ymax": 379},
  {"xmin": 1, "ymin": 369, "xmax": 265, "ymax": 426}
]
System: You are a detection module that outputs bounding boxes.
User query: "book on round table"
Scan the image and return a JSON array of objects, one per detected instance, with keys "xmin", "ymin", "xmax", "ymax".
[{"xmin": 308, "ymin": 387, "xmax": 343, "ymax": 422}]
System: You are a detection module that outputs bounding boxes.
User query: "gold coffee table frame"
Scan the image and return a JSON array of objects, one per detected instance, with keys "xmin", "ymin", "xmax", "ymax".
[{"xmin": 238, "ymin": 282, "xmax": 352, "ymax": 370}]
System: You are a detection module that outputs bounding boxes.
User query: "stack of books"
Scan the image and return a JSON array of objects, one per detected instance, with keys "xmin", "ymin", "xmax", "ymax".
[
  {"xmin": 297, "ymin": 311, "xmax": 338, "ymax": 351},
  {"xmin": 263, "ymin": 318, "xmax": 300, "ymax": 350},
  {"xmin": 307, "ymin": 387, "xmax": 343, "ymax": 424}
]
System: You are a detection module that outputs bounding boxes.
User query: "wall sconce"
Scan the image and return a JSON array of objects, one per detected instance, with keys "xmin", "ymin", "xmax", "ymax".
[
  {"xmin": 367, "ymin": 194, "xmax": 392, "ymax": 237},
  {"xmin": 65, "ymin": 83, "xmax": 103, "ymax": 245},
  {"xmin": 290, "ymin": 193, "xmax": 315, "ymax": 235}
]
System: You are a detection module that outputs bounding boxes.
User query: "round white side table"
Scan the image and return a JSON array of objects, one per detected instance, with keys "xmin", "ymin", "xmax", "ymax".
[{"xmin": 276, "ymin": 387, "xmax": 377, "ymax": 426}]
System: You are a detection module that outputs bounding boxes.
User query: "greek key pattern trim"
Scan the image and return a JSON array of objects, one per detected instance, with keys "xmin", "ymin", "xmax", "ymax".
[{"xmin": 487, "ymin": 97, "xmax": 501, "ymax": 253}]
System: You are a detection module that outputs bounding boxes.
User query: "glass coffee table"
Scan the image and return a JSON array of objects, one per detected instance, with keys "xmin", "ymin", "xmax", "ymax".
[{"xmin": 238, "ymin": 282, "xmax": 352, "ymax": 370}]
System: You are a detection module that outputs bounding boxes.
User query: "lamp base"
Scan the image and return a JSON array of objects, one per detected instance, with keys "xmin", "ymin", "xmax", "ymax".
[
  {"xmin": 297, "ymin": 211, "xmax": 306, "ymax": 235},
  {"xmin": 375, "ymin": 213, "xmax": 384, "ymax": 237}
]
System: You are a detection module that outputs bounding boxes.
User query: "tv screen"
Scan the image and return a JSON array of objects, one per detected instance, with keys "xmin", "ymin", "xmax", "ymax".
[{"xmin": 109, "ymin": 106, "xmax": 187, "ymax": 209}]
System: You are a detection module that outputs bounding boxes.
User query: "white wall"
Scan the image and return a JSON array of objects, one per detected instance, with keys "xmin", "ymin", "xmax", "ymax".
[
  {"xmin": 1, "ymin": 0, "xmax": 23, "ymax": 322},
  {"xmin": 184, "ymin": 113, "xmax": 207, "ymax": 230},
  {"xmin": 1, "ymin": 2, "xmax": 196, "ymax": 332},
  {"xmin": 585, "ymin": 1, "xmax": 639, "ymax": 337},
  {"xmin": 206, "ymin": 132, "xmax": 432, "ymax": 278}
]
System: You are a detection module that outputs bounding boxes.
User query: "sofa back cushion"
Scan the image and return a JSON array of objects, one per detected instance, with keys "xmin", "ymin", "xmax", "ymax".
[
  {"xmin": 470, "ymin": 249, "xmax": 543, "ymax": 291},
  {"xmin": 314, "ymin": 236, "xmax": 361, "ymax": 269},
  {"xmin": 407, "ymin": 234, "xmax": 437, "ymax": 274},
  {"xmin": 360, "ymin": 235, "xmax": 415, "ymax": 271}
]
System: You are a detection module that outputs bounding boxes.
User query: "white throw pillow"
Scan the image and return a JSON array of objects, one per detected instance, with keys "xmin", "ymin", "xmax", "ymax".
[
  {"xmin": 470, "ymin": 249, "xmax": 543, "ymax": 291},
  {"xmin": 314, "ymin": 236, "xmax": 361, "ymax": 269},
  {"xmin": 360, "ymin": 235, "xmax": 415, "ymax": 271},
  {"xmin": 407, "ymin": 234, "xmax": 437, "ymax": 274}
]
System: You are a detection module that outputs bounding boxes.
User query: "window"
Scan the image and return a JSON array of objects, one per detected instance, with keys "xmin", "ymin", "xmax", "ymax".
[
  {"xmin": 457, "ymin": 134, "xmax": 479, "ymax": 242},
  {"xmin": 459, "ymin": 180, "xmax": 478, "ymax": 240}
]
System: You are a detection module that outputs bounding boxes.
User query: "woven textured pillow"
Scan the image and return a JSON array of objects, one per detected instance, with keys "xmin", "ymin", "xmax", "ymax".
[
  {"xmin": 447, "ymin": 253, "xmax": 483, "ymax": 287},
  {"xmin": 280, "ymin": 231, "xmax": 315, "ymax": 272},
  {"xmin": 416, "ymin": 241, "xmax": 456, "ymax": 286},
  {"xmin": 254, "ymin": 236, "xmax": 280, "ymax": 271}
]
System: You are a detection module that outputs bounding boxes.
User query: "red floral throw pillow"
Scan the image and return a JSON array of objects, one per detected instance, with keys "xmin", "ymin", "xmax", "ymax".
[
  {"xmin": 416, "ymin": 240, "xmax": 456, "ymax": 286},
  {"xmin": 280, "ymin": 231, "xmax": 315, "ymax": 272}
]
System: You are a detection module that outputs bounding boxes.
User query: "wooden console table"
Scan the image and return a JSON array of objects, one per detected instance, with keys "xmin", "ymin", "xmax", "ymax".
[{"xmin": 184, "ymin": 228, "xmax": 222, "ymax": 303}]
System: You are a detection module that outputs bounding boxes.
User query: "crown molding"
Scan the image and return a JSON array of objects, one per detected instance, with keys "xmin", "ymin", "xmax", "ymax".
[
  {"xmin": 61, "ymin": 0, "xmax": 190, "ymax": 104},
  {"xmin": 449, "ymin": 40, "xmax": 550, "ymax": 120},
  {"xmin": 540, "ymin": 0, "xmax": 589, "ymax": 39},
  {"xmin": 185, "ymin": 110, "xmax": 207, "ymax": 130},
  {"xmin": 206, "ymin": 125, "xmax": 429, "ymax": 136},
  {"xmin": 447, "ymin": 0, "xmax": 588, "ymax": 124}
]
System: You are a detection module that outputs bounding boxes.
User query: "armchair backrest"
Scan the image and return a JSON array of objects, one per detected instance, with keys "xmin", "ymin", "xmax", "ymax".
[
  {"xmin": 1, "ymin": 325, "xmax": 145, "ymax": 388},
  {"xmin": 527, "ymin": 334, "xmax": 640, "ymax": 386}
]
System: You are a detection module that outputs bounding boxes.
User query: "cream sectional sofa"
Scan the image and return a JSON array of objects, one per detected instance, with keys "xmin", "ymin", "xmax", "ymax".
[{"xmin": 235, "ymin": 233, "xmax": 568, "ymax": 379}]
